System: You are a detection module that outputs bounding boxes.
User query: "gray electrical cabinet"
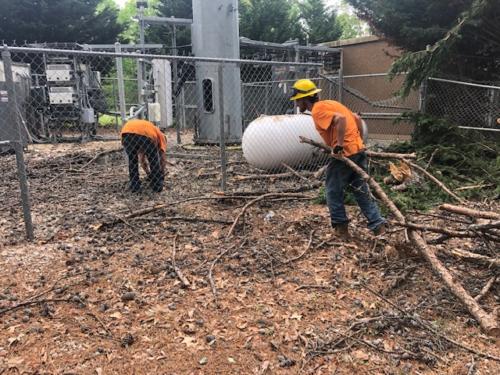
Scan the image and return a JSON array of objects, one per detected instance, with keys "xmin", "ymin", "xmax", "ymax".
[
  {"xmin": 0, "ymin": 61, "xmax": 30, "ymax": 152},
  {"xmin": 192, "ymin": 0, "xmax": 243, "ymax": 144}
]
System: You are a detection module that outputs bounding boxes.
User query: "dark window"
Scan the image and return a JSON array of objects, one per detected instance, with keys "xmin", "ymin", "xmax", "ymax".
[{"xmin": 202, "ymin": 79, "xmax": 214, "ymax": 113}]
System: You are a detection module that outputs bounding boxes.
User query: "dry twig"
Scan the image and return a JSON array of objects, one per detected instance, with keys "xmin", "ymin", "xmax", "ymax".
[
  {"xmin": 226, "ymin": 193, "xmax": 312, "ymax": 238},
  {"xmin": 171, "ymin": 235, "xmax": 191, "ymax": 288},
  {"xmin": 475, "ymin": 276, "xmax": 497, "ymax": 302}
]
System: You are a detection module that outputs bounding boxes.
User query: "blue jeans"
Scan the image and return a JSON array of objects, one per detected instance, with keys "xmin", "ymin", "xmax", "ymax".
[{"xmin": 325, "ymin": 151, "xmax": 386, "ymax": 231}]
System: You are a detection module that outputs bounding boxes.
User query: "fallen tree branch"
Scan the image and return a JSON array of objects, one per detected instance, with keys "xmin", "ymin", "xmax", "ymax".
[
  {"xmin": 446, "ymin": 248, "xmax": 500, "ymax": 268},
  {"xmin": 208, "ymin": 245, "xmax": 236, "ymax": 307},
  {"xmin": 300, "ymin": 136, "xmax": 499, "ymax": 337},
  {"xmin": 394, "ymin": 222, "xmax": 477, "ymax": 239},
  {"xmin": 366, "ymin": 151, "xmax": 417, "ymax": 159},
  {"xmin": 475, "ymin": 276, "xmax": 497, "ymax": 302},
  {"xmin": 455, "ymin": 183, "xmax": 495, "ymax": 191},
  {"xmin": 469, "ymin": 220, "xmax": 500, "ymax": 231},
  {"xmin": 282, "ymin": 163, "xmax": 314, "ymax": 186},
  {"xmin": 314, "ymin": 165, "xmax": 328, "ymax": 179},
  {"xmin": 361, "ymin": 284, "xmax": 500, "ymax": 361},
  {"xmin": 281, "ymin": 230, "xmax": 315, "ymax": 264},
  {"xmin": 439, "ymin": 204, "xmax": 500, "ymax": 220},
  {"xmin": 0, "ymin": 298, "xmax": 76, "ymax": 316},
  {"xmin": 226, "ymin": 193, "xmax": 313, "ymax": 238},
  {"xmin": 171, "ymin": 235, "xmax": 191, "ymax": 289},
  {"xmin": 78, "ymin": 148, "xmax": 123, "ymax": 171},
  {"xmin": 403, "ymin": 159, "xmax": 464, "ymax": 203},
  {"xmin": 95, "ymin": 195, "xmax": 266, "ymax": 229}
]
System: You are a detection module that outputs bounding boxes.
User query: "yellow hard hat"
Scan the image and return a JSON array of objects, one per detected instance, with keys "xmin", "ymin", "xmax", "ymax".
[{"xmin": 290, "ymin": 79, "xmax": 322, "ymax": 101}]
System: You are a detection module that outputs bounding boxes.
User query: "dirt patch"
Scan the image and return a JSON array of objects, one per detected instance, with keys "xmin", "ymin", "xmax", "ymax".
[{"xmin": 0, "ymin": 131, "xmax": 498, "ymax": 374}]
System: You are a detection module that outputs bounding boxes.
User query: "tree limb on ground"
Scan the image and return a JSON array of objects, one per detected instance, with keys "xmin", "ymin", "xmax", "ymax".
[
  {"xmin": 226, "ymin": 193, "xmax": 313, "ymax": 238},
  {"xmin": 445, "ymin": 248, "xmax": 500, "ymax": 268},
  {"xmin": 299, "ymin": 136, "xmax": 499, "ymax": 337},
  {"xmin": 171, "ymin": 235, "xmax": 191, "ymax": 289},
  {"xmin": 439, "ymin": 204, "xmax": 500, "ymax": 220},
  {"xmin": 366, "ymin": 151, "xmax": 417, "ymax": 159}
]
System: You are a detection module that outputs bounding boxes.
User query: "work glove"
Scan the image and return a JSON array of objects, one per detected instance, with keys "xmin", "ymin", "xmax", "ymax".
[{"xmin": 332, "ymin": 145, "xmax": 344, "ymax": 156}]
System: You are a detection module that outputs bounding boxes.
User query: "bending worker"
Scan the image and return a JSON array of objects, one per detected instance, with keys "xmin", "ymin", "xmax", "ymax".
[
  {"xmin": 121, "ymin": 119, "xmax": 167, "ymax": 192},
  {"xmin": 291, "ymin": 79, "xmax": 386, "ymax": 237}
]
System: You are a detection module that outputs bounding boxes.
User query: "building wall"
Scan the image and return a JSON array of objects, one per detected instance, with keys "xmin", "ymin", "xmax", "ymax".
[{"xmin": 323, "ymin": 36, "xmax": 418, "ymax": 141}]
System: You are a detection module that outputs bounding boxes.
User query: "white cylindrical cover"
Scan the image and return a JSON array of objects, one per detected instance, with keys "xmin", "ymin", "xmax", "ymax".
[{"xmin": 242, "ymin": 114, "xmax": 327, "ymax": 170}]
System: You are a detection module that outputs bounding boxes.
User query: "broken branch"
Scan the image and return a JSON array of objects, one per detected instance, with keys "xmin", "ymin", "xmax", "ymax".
[
  {"xmin": 439, "ymin": 204, "xmax": 500, "ymax": 220},
  {"xmin": 404, "ymin": 159, "xmax": 464, "ymax": 203},
  {"xmin": 226, "ymin": 193, "xmax": 312, "ymax": 238},
  {"xmin": 475, "ymin": 276, "xmax": 497, "ymax": 302},
  {"xmin": 171, "ymin": 235, "xmax": 191, "ymax": 289}
]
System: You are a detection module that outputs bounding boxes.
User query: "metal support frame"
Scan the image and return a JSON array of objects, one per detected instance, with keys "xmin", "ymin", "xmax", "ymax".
[
  {"xmin": 114, "ymin": 43, "xmax": 127, "ymax": 125},
  {"xmin": 217, "ymin": 65, "xmax": 227, "ymax": 191},
  {"xmin": 1, "ymin": 47, "xmax": 34, "ymax": 240}
]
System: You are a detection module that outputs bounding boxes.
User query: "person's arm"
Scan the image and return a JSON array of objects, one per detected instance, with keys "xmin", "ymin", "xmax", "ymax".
[
  {"xmin": 353, "ymin": 113, "xmax": 363, "ymax": 135},
  {"xmin": 138, "ymin": 150, "xmax": 150, "ymax": 175},
  {"xmin": 332, "ymin": 113, "xmax": 346, "ymax": 156}
]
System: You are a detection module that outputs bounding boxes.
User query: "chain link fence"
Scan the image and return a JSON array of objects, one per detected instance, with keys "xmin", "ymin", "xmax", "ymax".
[
  {"xmin": 7, "ymin": 43, "xmax": 496, "ymax": 241},
  {"xmin": 424, "ymin": 77, "xmax": 500, "ymax": 132},
  {"xmin": 0, "ymin": 44, "xmax": 336, "ymax": 241}
]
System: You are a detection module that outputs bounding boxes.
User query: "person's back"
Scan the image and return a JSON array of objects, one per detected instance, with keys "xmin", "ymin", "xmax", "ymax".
[
  {"xmin": 311, "ymin": 100, "xmax": 364, "ymax": 157},
  {"xmin": 121, "ymin": 119, "xmax": 167, "ymax": 192}
]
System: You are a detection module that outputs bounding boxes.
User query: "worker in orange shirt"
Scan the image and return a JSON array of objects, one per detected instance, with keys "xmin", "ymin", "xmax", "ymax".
[
  {"xmin": 121, "ymin": 119, "xmax": 167, "ymax": 192},
  {"xmin": 291, "ymin": 79, "xmax": 386, "ymax": 237}
]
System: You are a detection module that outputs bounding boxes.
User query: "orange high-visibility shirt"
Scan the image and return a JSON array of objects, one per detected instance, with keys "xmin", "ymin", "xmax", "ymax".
[
  {"xmin": 121, "ymin": 119, "xmax": 167, "ymax": 152},
  {"xmin": 311, "ymin": 100, "xmax": 364, "ymax": 157}
]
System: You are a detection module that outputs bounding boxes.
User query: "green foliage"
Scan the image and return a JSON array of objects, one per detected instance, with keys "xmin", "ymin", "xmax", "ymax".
[
  {"xmin": 345, "ymin": 0, "xmax": 471, "ymax": 51},
  {"xmin": 239, "ymin": 0, "xmax": 304, "ymax": 43},
  {"xmin": 387, "ymin": 113, "xmax": 500, "ymax": 203},
  {"xmin": 99, "ymin": 114, "xmax": 120, "ymax": 127},
  {"xmin": 118, "ymin": 0, "xmax": 161, "ymax": 43},
  {"xmin": 0, "ymin": 0, "xmax": 122, "ymax": 44},
  {"xmin": 299, "ymin": 0, "xmax": 342, "ymax": 44},
  {"xmin": 337, "ymin": 13, "xmax": 368, "ymax": 40}
]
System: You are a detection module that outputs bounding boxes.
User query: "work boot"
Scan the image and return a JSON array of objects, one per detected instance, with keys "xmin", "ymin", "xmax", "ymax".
[
  {"xmin": 373, "ymin": 223, "xmax": 387, "ymax": 236},
  {"xmin": 128, "ymin": 181, "xmax": 141, "ymax": 193},
  {"xmin": 334, "ymin": 223, "xmax": 350, "ymax": 239}
]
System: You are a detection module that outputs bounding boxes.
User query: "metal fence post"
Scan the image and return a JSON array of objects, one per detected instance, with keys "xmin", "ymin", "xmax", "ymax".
[
  {"xmin": 2, "ymin": 46, "xmax": 34, "ymax": 240},
  {"xmin": 338, "ymin": 49, "xmax": 344, "ymax": 104},
  {"xmin": 114, "ymin": 43, "xmax": 127, "ymax": 126},
  {"xmin": 217, "ymin": 64, "xmax": 227, "ymax": 191},
  {"xmin": 136, "ymin": 49, "xmax": 144, "ymax": 118},
  {"xmin": 419, "ymin": 78, "xmax": 428, "ymax": 113}
]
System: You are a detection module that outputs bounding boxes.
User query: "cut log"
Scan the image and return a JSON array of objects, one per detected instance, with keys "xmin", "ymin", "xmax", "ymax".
[{"xmin": 439, "ymin": 204, "xmax": 500, "ymax": 220}]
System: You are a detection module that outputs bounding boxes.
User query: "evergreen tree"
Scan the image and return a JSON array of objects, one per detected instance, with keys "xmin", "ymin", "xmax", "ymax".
[
  {"xmin": 346, "ymin": 0, "xmax": 500, "ymax": 91},
  {"xmin": 299, "ymin": 0, "xmax": 342, "ymax": 44},
  {"xmin": 0, "ymin": 0, "xmax": 122, "ymax": 44},
  {"xmin": 239, "ymin": 0, "xmax": 304, "ymax": 43},
  {"xmin": 346, "ymin": 0, "xmax": 471, "ymax": 51}
]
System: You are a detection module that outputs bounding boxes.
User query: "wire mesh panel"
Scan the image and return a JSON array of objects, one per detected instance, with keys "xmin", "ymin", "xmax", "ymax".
[
  {"xmin": 425, "ymin": 77, "xmax": 500, "ymax": 131},
  {"xmin": 0, "ymin": 49, "xmax": 34, "ymax": 241},
  {"xmin": 340, "ymin": 74, "xmax": 419, "ymax": 141}
]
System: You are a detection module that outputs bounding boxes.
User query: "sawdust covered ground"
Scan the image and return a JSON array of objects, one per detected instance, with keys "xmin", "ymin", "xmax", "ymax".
[{"xmin": 0, "ymin": 131, "xmax": 499, "ymax": 374}]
